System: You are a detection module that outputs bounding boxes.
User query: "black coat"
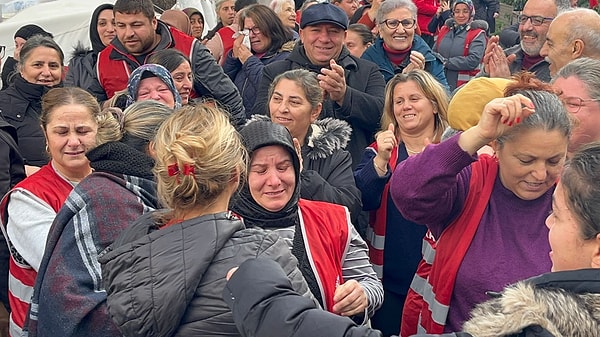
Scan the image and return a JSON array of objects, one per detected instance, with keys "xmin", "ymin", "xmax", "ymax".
[
  {"xmin": 0, "ymin": 75, "xmax": 56, "ymax": 166},
  {"xmin": 0, "ymin": 116, "xmax": 25, "ymax": 312},
  {"xmin": 223, "ymin": 258, "xmax": 383, "ymax": 337},
  {"xmin": 100, "ymin": 212, "xmax": 311, "ymax": 337},
  {"xmin": 251, "ymin": 43, "xmax": 385, "ymax": 168},
  {"xmin": 1, "ymin": 57, "xmax": 18, "ymax": 91}
]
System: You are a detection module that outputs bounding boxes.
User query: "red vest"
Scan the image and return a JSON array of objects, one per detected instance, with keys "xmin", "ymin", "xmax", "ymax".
[
  {"xmin": 0, "ymin": 164, "xmax": 74, "ymax": 336},
  {"xmin": 298, "ymin": 198, "xmax": 351, "ymax": 312},
  {"xmin": 217, "ymin": 26, "xmax": 236, "ymax": 65},
  {"xmin": 365, "ymin": 141, "xmax": 399, "ymax": 278},
  {"xmin": 97, "ymin": 26, "xmax": 196, "ymax": 99},
  {"xmin": 436, "ymin": 26, "xmax": 486, "ymax": 88},
  {"xmin": 400, "ymin": 155, "xmax": 498, "ymax": 336}
]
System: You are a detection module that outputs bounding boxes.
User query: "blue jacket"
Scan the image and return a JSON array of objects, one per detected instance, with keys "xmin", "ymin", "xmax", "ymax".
[{"xmin": 362, "ymin": 35, "xmax": 449, "ymax": 90}]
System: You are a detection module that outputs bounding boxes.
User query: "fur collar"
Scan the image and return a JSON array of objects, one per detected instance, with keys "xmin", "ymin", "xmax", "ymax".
[
  {"xmin": 463, "ymin": 271, "xmax": 600, "ymax": 337},
  {"xmin": 70, "ymin": 41, "xmax": 92, "ymax": 59},
  {"xmin": 247, "ymin": 115, "xmax": 352, "ymax": 160}
]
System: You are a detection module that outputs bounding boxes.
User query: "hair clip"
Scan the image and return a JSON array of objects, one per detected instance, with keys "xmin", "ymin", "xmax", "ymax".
[
  {"xmin": 168, "ymin": 163, "xmax": 180, "ymax": 177},
  {"xmin": 182, "ymin": 163, "xmax": 195, "ymax": 176}
]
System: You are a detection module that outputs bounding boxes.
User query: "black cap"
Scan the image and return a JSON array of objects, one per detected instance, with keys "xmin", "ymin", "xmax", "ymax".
[
  {"xmin": 14, "ymin": 24, "xmax": 53, "ymax": 40},
  {"xmin": 300, "ymin": 3, "xmax": 348, "ymax": 30}
]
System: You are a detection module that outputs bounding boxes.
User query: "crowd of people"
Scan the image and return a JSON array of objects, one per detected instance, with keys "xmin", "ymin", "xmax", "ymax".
[{"xmin": 1, "ymin": 0, "xmax": 600, "ymax": 336}]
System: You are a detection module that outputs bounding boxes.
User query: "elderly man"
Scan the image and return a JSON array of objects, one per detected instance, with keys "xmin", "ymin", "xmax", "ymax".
[
  {"xmin": 552, "ymin": 57, "xmax": 600, "ymax": 155},
  {"xmin": 540, "ymin": 8, "xmax": 600, "ymax": 76},
  {"xmin": 481, "ymin": 0, "xmax": 567, "ymax": 82},
  {"xmin": 251, "ymin": 3, "xmax": 385, "ymax": 168}
]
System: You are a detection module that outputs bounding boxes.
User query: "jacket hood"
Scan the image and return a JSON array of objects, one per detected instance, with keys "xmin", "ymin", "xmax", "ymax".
[
  {"xmin": 70, "ymin": 41, "xmax": 92, "ymax": 59},
  {"xmin": 90, "ymin": 4, "xmax": 114, "ymax": 53},
  {"xmin": 247, "ymin": 115, "xmax": 352, "ymax": 160},
  {"xmin": 463, "ymin": 269, "xmax": 600, "ymax": 337}
]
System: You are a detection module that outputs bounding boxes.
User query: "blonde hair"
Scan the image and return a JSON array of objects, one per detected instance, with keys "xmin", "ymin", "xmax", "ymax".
[
  {"xmin": 380, "ymin": 70, "xmax": 449, "ymax": 143},
  {"xmin": 153, "ymin": 104, "xmax": 247, "ymax": 217},
  {"xmin": 96, "ymin": 107, "xmax": 124, "ymax": 145},
  {"xmin": 94, "ymin": 101, "xmax": 173, "ymax": 152}
]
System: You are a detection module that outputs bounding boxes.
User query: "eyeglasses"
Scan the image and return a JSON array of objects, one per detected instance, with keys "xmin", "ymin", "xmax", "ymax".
[
  {"xmin": 562, "ymin": 96, "xmax": 600, "ymax": 113},
  {"xmin": 0, "ymin": 46, "xmax": 5, "ymax": 59},
  {"xmin": 245, "ymin": 26, "xmax": 261, "ymax": 35},
  {"xmin": 517, "ymin": 14, "xmax": 554, "ymax": 26},
  {"xmin": 381, "ymin": 18, "xmax": 416, "ymax": 30}
]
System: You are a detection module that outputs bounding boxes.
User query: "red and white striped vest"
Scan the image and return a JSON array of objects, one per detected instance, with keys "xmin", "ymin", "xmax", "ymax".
[
  {"xmin": 365, "ymin": 142, "xmax": 399, "ymax": 278},
  {"xmin": 436, "ymin": 26, "xmax": 487, "ymax": 88},
  {"xmin": 298, "ymin": 199, "xmax": 351, "ymax": 312},
  {"xmin": 0, "ymin": 164, "xmax": 74, "ymax": 336},
  {"xmin": 400, "ymin": 155, "xmax": 498, "ymax": 336}
]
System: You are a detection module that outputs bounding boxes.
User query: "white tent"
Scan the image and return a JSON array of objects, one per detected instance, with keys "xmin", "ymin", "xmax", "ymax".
[
  {"xmin": 0, "ymin": 0, "xmax": 111, "ymax": 63},
  {"xmin": 0, "ymin": 0, "xmax": 216, "ymax": 64}
]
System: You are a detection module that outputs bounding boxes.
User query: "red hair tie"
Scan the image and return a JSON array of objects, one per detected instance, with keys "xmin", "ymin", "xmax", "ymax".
[
  {"xmin": 182, "ymin": 163, "xmax": 195, "ymax": 176},
  {"xmin": 167, "ymin": 163, "xmax": 179, "ymax": 176}
]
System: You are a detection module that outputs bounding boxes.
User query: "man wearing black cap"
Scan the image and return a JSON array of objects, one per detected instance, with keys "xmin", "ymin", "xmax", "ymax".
[
  {"xmin": 250, "ymin": 3, "xmax": 385, "ymax": 168},
  {"xmin": 1, "ymin": 24, "xmax": 52, "ymax": 90}
]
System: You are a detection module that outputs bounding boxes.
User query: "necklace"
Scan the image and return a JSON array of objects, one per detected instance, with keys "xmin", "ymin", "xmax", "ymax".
[{"xmin": 404, "ymin": 144, "xmax": 423, "ymax": 155}]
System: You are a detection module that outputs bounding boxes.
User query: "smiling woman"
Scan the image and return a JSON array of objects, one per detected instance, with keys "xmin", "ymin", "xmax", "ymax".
[
  {"xmin": 0, "ymin": 35, "xmax": 64, "ymax": 170},
  {"xmin": 65, "ymin": 4, "xmax": 115, "ymax": 91},
  {"xmin": 361, "ymin": 0, "xmax": 448, "ymax": 89},
  {"xmin": 393, "ymin": 73, "xmax": 573, "ymax": 335},
  {"xmin": 353, "ymin": 70, "xmax": 448, "ymax": 336},
  {"xmin": 0, "ymin": 87, "xmax": 101, "ymax": 337}
]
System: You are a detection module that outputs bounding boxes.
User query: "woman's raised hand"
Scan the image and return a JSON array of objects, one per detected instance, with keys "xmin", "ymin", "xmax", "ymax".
[
  {"xmin": 459, "ymin": 94, "xmax": 535, "ymax": 155},
  {"xmin": 375, "ymin": 123, "xmax": 397, "ymax": 162}
]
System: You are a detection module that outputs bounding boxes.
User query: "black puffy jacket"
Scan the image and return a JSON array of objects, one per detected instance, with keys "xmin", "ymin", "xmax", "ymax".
[{"xmin": 99, "ymin": 211, "xmax": 311, "ymax": 337}]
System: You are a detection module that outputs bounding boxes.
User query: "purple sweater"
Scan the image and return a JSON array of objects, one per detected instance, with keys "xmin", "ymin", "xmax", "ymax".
[{"xmin": 390, "ymin": 134, "xmax": 553, "ymax": 332}]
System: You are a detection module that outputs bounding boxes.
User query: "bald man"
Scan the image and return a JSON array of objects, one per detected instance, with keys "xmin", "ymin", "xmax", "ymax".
[{"xmin": 540, "ymin": 8, "xmax": 600, "ymax": 75}]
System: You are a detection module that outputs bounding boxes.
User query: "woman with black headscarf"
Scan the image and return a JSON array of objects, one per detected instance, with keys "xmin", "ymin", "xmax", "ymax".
[
  {"xmin": 64, "ymin": 4, "xmax": 115, "ymax": 90},
  {"xmin": 230, "ymin": 121, "xmax": 383, "ymax": 324}
]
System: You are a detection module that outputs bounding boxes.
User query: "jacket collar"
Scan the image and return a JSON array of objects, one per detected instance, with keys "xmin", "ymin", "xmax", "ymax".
[
  {"xmin": 109, "ymin": 21, "xmax": 174, "ymax": 62},
  {"xmin": 287, "ymin": 42, "xmax": 357, "ymax": 72},
  {"xmin": 526, "ymin": 268, "xmax": 600, "ymax": 294}
]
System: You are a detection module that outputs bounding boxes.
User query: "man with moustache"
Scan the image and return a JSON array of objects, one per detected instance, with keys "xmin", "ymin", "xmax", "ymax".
[
  {"xmin": 540, "ymin": 8, "xmax": 600, "ymax": 76},
  {"xmin": 480, "ymin": 0, "xmax": 562, "ymax": 82}
]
